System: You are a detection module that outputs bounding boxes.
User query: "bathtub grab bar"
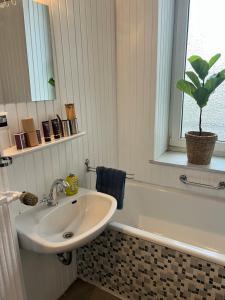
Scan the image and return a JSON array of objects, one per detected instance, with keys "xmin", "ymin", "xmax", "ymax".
[
  {"xmin": 179, "ymin": 175, "xmax": 225, "ymax": 190},
  {"xmin": 85, "ymin": 159, "xmax": 135, "ymax": 179}
]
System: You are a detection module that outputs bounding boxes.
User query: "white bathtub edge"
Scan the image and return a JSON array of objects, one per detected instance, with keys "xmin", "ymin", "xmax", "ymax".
[{"xmin": 108, "ymin": 221, "xmax": 225, "ymax": 267}]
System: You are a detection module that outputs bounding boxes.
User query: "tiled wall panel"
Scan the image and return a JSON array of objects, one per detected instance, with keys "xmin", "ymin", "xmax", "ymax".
[{"xmin": 78, "ymin": 229, "xmax": 225, "ymax": 300}]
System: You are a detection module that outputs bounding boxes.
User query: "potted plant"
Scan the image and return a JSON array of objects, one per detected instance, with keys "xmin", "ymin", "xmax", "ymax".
[{"xmin": 177, "ymin": 54, "xmax": 225, "ymax": 165}]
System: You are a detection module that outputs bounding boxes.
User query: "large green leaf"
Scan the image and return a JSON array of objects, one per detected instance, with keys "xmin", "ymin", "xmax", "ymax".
[
  {"xmin": 48, "ymin": 78, "xmax": 55, "ymax": 87},
  {"xmin": 188, "ymin": 56, "xmax": 209, "ymax": 80},
  {"xmin": 205, "ymin": 69, "xmax": 225, "ymax": 93},
  {"xmin": 205, "ymin": 75, "xmax": 218, "ymax": 93},
  {"xmin": 185, "ymin": 71, "xmax": 201, "ymax": 88},
  {"xmin": 176, "ymin": 80, "xmax": 196, "ymax": 97},
  {"xmin": 215, "ymin": 69, "xmax": 225, "ymax": 86},
  {"xmin": 188, "ymin": 55, "xmax": 201, "ymax": 61},
  {"xmin": 193, "ymin": 87, "xmax": 209, "ymax": 108},
  {"xmin": 208, "ymin": 53, "xmax": 221, "ymax": 69}
]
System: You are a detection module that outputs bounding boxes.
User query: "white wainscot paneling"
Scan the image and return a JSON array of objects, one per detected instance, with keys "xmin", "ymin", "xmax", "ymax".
[
  {"xmin": 116, "ymin": 0, "xmax": 225, "ymax": 199},
  {"xmin": 2, "ymin": 0, "xmax": 117, "ymax": 198},
  {"xmin": 1, "ymin": 0, "xmax": 117, "ymax": 299},
  {"xmin": 116, "ymin": 0, "xmax": 158, "ymax": 180},
  {"xmin": 21, "ymin": 249, "xmax": 77, "ymax": 300},
  {"xmin": 116, "ymin": 0, "xmax": 175, "ymax": 178},
  {"xmin": 0, "ymin": 199, "xmax": 26, "ymax": 300}
]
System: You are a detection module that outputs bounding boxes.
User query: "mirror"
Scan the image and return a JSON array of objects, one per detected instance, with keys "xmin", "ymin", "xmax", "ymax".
[{"xmin": 0, "ymin": 0, "xmax": 56, "ymax": 103}]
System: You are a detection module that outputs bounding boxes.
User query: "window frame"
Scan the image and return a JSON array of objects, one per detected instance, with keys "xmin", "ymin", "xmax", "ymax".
[{"xmin": 169, "ymin": 0, "xmax": 225, "ymax": 156}]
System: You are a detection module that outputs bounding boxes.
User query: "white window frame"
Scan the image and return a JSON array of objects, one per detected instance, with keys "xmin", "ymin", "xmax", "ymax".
[{"xmin": 169, "ymin": 0, "xmax": 225, "ymax": 156}]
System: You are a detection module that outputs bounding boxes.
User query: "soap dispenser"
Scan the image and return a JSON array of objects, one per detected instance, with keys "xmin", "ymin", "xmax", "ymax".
[{"xmin": 65, "ymin": 174, "xmax": 79, "ymax": 196}]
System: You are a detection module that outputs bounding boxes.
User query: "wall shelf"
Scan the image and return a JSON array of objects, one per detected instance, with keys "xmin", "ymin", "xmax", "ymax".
[{"xmin": 2, "ymin": 132, "xmax": 86, "ymax": 158}]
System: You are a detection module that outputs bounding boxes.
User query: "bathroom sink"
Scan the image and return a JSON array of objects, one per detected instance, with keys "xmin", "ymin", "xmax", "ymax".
[{"xmin": 15, "ymin": 189, "xmax": 117, "ymax": 254}]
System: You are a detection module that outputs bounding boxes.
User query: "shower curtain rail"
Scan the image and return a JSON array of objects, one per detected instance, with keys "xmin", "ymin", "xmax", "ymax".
[{"xmin": 85, "ymin": 159, "xmax": 135, "ymax": 179}]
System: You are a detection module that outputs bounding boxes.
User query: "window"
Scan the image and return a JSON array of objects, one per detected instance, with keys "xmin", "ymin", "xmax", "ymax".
[{"xmin": 170, "ymin": 0, "xmax": 225, "ymax": 155}]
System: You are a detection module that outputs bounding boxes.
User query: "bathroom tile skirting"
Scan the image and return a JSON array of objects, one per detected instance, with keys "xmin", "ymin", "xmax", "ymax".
[{"xmin": 77, "ymin": 229, "xmax": 225, "ymax": 300}]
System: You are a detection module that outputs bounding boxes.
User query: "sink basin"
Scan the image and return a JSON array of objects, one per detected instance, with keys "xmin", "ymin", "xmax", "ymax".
[{"xmin": 15, "ymin": 189, "xmax": 117, "ymax": 254}]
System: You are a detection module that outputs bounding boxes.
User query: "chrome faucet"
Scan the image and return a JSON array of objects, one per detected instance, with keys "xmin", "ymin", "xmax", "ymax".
[{"xmin": 42, "ymin": 179, "xmax": 69, "ymax": 207}]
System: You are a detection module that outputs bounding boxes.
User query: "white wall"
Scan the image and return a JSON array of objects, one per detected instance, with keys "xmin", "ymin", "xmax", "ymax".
[
  {"xmin": 1, "ymin": 0, "xmax": 118, "ymax": 197},
  {"xmin": 0, "ymin": 1, "xmax": 117, "ymax": 299},
  {"xmin": 21, "ymin": 249, "xmax": 77, "ymax": 300},
  {"xmin": 154, "ymin": 0, "xmax": 175, "ymax": 157},
  {"xmin": 0, "ymin": 199, "xmax": 26, "ymax": 300},
  {"xmin": 116, "ymin": 0, "xmax": 225, "ymax": 200},
  {"xmin": 116, "ymin": 0, "xmax": 158, "ymax": 179},
  {"xmin": 2, "ymin": 0, "xmax": 225, "ymax": 298}
]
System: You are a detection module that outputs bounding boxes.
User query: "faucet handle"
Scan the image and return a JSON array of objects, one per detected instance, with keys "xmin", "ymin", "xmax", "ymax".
[
  {"xmin": 55, "ymin": 180, "xmax": 69, "ymax": 194},
  {"xmin": 62, "ymin": 179, "xmax": 70, "ymax": 188},
  {"xmin": 59, "ymin": 179, "xmax": 70, "ymax": 193},
  {"xmin": 40, "ymin": 194, "xmax": 50, "ymax": 204}
]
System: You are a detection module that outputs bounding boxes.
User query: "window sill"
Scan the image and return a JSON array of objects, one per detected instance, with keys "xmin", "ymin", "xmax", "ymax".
[{"xmin": 150, "ymin": 151, "xmax": 225, "ymax": 174}]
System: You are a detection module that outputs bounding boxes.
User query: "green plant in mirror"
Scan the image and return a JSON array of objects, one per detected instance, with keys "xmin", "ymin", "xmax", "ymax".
[
  {"xmin": 48, "ymin": 77, "xmax": 55, "ymax": 87},
  {"xmin": 176, "ymin": 54, "xmax": 225, "ymax": 135}
]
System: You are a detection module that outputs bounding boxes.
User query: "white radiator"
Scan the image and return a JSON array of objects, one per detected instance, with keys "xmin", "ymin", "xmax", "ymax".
[{"xmin": 0, "ymin": 195, "xmax": 26, "ymax": 300}]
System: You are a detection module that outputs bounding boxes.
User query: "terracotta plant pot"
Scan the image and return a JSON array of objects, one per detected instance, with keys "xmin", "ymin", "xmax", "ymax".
[{"xmin": 185, "ymin": 131, "xmax": 217, "ymax": 165}]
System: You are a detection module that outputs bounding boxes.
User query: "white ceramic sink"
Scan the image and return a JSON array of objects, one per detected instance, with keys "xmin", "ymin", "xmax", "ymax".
[{"xmin": 15, "ymin": 189, "xmax": 117, "ymax": 254}]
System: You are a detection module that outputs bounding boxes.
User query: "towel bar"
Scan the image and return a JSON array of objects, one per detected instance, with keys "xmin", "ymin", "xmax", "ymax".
[
  {"xmin": 0, "ymin": 155, "xmax": 12, "ymax": 168},
  {"xmin": 179, "ymin": 175, "xmax": 225, "ymax": 190},
  {"xmin": 85, "ymin": 159, "xmax": 135, "ymax": 179}
]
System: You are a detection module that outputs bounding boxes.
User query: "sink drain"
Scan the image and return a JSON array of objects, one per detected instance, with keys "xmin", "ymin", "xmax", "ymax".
[{"xmin": 63, "ymin": 232, "xmax": 74, "ymax": 239}]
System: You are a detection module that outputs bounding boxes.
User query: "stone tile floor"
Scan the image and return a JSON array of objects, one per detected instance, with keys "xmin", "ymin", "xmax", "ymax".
[{"xmin": 60, "ymin": 279, "xmax": 119, "ymax": 300}]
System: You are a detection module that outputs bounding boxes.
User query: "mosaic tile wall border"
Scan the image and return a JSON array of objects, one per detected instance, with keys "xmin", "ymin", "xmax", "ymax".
[{"xmin": 77, "ymin": 228, "xmax": 225, "ymax": 300}]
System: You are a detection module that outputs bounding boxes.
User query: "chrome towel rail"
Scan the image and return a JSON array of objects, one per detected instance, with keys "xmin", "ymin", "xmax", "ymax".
[
  {"xmin": 85, "ymin": 159, "xmax": 135, "ymax": 179},
  {"xmin": 179, "ymin": 175, "xmax": 225, "ymax": 190},
  {"xmin": 0, "ymin": 155, "xmax": 12, "ymax": 168}
]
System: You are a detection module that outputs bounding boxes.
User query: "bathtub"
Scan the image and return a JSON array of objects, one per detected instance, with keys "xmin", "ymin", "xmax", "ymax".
[{"xmin": 111, "ymin": 181, "xmax": 225, "ymax": 266}]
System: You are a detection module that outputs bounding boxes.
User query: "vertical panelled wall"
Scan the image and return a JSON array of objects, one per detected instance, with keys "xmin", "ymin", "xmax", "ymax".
[
  {"xmin": 154, "ymin": 0, "xmax": 175, "ymax": 157},
  {"xmin": 0, "ymin": 198, "xmax": 26, "ymax": 300},
  {"xmin": 116, "ymin": 0, "xmax": 158, "ymax": 180},
  {"xmin": 0, "ymin": 0, "xmax": 117, "ymax": 200},
  {"xmin": 116, "ymin": 0, "xmax": 225, "ymax": 198},
  {"xmin": 0, "ymin": 169, "xmax": 9, "ymax": 193},
  {"xmin": 116, "ymin": 0, "xmax": 175, "ymax": 180}
]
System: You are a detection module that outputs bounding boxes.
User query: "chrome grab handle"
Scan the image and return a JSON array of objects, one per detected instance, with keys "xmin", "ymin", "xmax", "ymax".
[{"xmin": 179, "ymin": 175, "xmax": 225, "ymax": 190}]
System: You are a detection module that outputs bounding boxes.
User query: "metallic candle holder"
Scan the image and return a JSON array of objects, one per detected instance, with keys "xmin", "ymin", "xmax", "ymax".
[
  {"xmin": 62, "ymin": 120, "xmax": 71, "ymax": 137},
  {"xmin": 69, "ymin": 119, "xmax": 78, "ymax": 135}
]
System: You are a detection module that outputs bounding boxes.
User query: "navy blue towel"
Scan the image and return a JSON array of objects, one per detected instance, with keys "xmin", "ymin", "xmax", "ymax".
[{"xmin": 96, "ymin": 167, "xmax": 126, "ymax": 210}]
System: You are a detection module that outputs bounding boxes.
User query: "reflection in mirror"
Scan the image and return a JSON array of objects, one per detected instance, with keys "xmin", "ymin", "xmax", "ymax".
[{"xmin": 0, "ymin": 0, "xmax": 56, "ymax": 104}]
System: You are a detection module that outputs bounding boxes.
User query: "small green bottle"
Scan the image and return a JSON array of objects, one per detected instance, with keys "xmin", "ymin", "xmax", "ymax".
[{"xmin": 65, "ymin": 174, "xmax": 79, "ymax": 196}]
